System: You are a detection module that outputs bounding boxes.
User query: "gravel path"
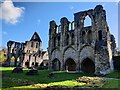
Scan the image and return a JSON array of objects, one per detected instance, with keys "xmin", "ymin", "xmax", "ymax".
[{"xmin": 101, "ymin": 77, "xmax": 120, "ymax": 81}]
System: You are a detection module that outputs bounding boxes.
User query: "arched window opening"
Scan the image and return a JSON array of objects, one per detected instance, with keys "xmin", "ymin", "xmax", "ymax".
[
  {"xmin": 84, "ymin": 15, "xmax": 92, "ymax": 27},
  {"xmin": 17, "ymin": 57, "xmax": 20, "ymax": 62},
  {"xmin": 69, "ymin": 23, "xmax": 71, "ymax": 30},
  {"xmin": 32, "ymin": 62, "xmax": 34, "ymax": 65},
  {"xmin": 66, "ymin": 34, "xmax": 69, "ymax": 45},
  {"xmin": 87, "ymin": 30, "xmax": 92, "ymax": 44},
  {"xmin": 11, "ymin": 56, "xmax": 15, "ymax": 63},
  {"xmin": 12, "ymin": 48, "xmax": 14, "ymax": 53},
  {"xmin": 31, "ymin": 42, "xmax": 33, "ymax": 47},
  {"xmin": 56, "ymin": 26, "xmax": 59, "ymax": 33},
  {"xmin": 58, "ymin": 35, "xmax": 60, "ymax": 46},
  {"xmin": 98, "ymin": 30, "xmax": 102, "ymax": 40},
  {"xmin": 71, "ymin": 33, "xmax": 74, "ymax": 45},
  {"xmin": 29, "ymin": 55, "xmax": 31, "ymax": 61},
  {"xmin": 82, "ymin": 31, "xmax": 85, "ymax": 44},
  {"xmin": 35, "ymin": 62, "xmax": 38, "ymax": 67},
  {"xmin": 25, "ymin": 60, "xmax": 29, "ymax": 68},
  {"xmin": 58, "ymin": 25, "xmax": 61, "ymax": 33},
  {"xmin": 53, "ymin": 37, "xmax": 56, "ymax": 47},
  {"xmin": 36, "ymin": 43, "xmax": 38, "ymax": 48},
  {"xmin": 40, "ymin": 62, "xmax": 44, "ymax": 66},
  {"xmin": 72, "ymin": 22, "xmax": 75, "ymax": 30}
]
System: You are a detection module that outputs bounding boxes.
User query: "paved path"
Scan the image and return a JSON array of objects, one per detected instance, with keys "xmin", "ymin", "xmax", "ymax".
[{"xmin": 101, "ymin": 77, "xmax": 120, "ymax": 81}]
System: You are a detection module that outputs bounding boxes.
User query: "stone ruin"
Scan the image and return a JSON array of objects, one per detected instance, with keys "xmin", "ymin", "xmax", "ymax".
[
  {"xmin": 5, "ymin": 32, "xmax": 49, "ymax": 68},
  {"xmin": 48, "ymin": 5, "xmax": 116, "ymax": 75}
]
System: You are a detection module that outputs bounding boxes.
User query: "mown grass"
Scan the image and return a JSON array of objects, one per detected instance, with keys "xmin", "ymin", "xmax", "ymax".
[
  {"xmin": 49, "ymin": 80, "xmax": 86, "ymax": 87},
  {"xmin": 2, "ymin": 67, "xmax": 93, "ymax": 84},
  {"xmin": 103, "ymin": 80, "xmax": 120, "ymax": 88},
  {"xmin": 105, "ymin": 71, "xmax": 120, "ymax": 78},
  {"xmin": 1, "ymin": 67, "xmax": 120, "ymax": 89},
  {"xmin": 1, "ymin": 67, "xmax": 92, "ymax": 89}
]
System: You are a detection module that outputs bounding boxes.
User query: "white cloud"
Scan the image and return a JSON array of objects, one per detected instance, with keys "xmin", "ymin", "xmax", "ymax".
[{"xmin": 0, "ymin": 0, "xmax": 25, "ymax": 24}]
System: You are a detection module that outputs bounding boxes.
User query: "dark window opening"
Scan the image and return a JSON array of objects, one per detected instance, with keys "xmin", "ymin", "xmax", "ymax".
[
  {"xmin": 58, "ymin": 35, "xmax": 60, "ymax": 46},
  {"xmin": 98, "ymin": 30, "xmax": 102, "ymax": 40},
  {"xmin": 25, "ymin": 61, "xmax": 29, "ymax": 68},
  {"xmin": 35, "ymin": 62, "xmax": 38, "ymax": 67},
  {"xmin": 12, "ymin": 49, "xmax": 14, "ymax": 53},
  {"xmin": 71, "ymin": 33, "xmax": 74, "ymax": 45},
  {"xmin": 36, "ymin": 43, "xmax": 38, "ymax": 48},
  {"xmin": 40, "ymin": 62, "xmax": 44, "ymax": 66},
  {"xmin": 88, "ymin": 30, "xmax": 92, "ymax": 44},
  {"xmin": 32, "ymin": 62, "xmax": 34, "ymax": 65},
  {"xmin": 82, "ymin": 31, "xmax": 85, "ymax": 44},
  {"xmin": 31, "ymin": 42, "xmax": 33, "ymax": 47},
  {"xmin": 66, "ymin": 34, "xmax": 69, "ymax": 45},
  {"xmin": 53, "ymin": 37, "xmax": 56, "ymax": 47}
]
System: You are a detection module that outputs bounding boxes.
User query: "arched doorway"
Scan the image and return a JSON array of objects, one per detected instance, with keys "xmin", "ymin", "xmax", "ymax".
[
  {"xmin": 65, "ymin": 58, "xmax": 76, "ymax": 71},
  {"xmin": 35, "ymin": 62, "xmax": 38, "ymax": 67},
  {"xmin": 52, "ymin": 59, "xmax": 61, "ymax": 70},
  {"xmin": 25, "ymin": 60, "xmax": 29, "ymax": 68},
  {"xmin": 81, "ymin": 58, "xmax": 95, "ymax": 73}
]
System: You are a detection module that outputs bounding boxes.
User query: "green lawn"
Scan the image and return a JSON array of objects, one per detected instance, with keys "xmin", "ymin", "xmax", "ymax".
[
  {"xmin": 105, "ymin": 71, "xmax": 120, "ymax": 78},
  {"xmin": 103, "ymin": 80, "xmax": 120, "ymax": 88},
  {"xmin": 1, "ymin": 67, "xmax": 120, "ymax": 89}
]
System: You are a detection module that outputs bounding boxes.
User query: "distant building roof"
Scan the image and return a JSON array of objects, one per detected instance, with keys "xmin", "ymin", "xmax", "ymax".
[{"xmin": 30, "ymin": 32, "xmax": 42, "ymax": 42}]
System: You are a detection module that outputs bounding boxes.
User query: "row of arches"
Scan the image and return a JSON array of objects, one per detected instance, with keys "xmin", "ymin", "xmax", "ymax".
[
  {"xmin": 7, "ymin": 53, "xmax": 23, "ymax": 67},
  {"xmin": 65, "ymin": 32, "xmax": 75, "ymax": 46},
  {"xmin": 51, "ymin": 58, "xmax": 95, "ymax": 73},
  {"xmin": 53, "ymin": 32, "xmax": 75, "ymax": 47},
  {"xmin": 55, "ymin": 21, "xmax": 75, "ymax": 34},
  {"xmin": 82, "ymin": 30, "xmax": 92, "ymax": 44},
  {"xmin": 25, "ymin": 61, "xmax": 48, "ymax": 68},
  {"xmin": 53, "ymin": 30, "xmax": 103, "ymax": 48},
  {"xmin": 81, "ymin": 30, "xmax": 102, "ymax": 44}
]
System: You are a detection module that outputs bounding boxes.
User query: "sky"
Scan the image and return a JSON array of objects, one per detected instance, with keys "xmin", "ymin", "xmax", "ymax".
[{"xmin": 0, "ymin": 0, "xmax": 119, "ymax": 50}]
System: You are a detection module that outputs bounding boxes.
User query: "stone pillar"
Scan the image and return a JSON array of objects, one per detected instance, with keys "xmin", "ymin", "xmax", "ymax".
[
  {"xmin": 76, "ymin": 51, "xmax": 79, "ymax": 71},
  {"xmin": 94, "ymin": 54, "xmax": 100, "ymax": 75},
  {"xmin": 62, "ymin": 54, "xmax": 65, "ymax": 71},
  {"xmin": 14, "ymin": 55, "xmax": 17, "ymax": 67}
]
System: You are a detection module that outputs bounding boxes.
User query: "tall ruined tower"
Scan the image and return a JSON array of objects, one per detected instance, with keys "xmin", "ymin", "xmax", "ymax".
[
  {"xmin": 6, "ymin": 32, "xmax": 44, "ymax": 68},
  {"xmin": 48, "ymin": 5, "xmax": 116, "ymax": 75},
  {"xmin": 23, "ymin": 32, "xmax": 43, "ymax": 67}
]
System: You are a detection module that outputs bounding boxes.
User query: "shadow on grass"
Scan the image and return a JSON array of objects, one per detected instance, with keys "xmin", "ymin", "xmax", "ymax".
[{"xmin": 2, "ymin": 67, "xmax": 94, "ymax": 89}]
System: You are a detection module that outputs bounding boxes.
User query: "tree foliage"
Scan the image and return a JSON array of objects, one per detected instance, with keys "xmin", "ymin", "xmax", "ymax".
[{"xmin": 0, "ymin": 49, "xmax": 7, "ymax": 64}]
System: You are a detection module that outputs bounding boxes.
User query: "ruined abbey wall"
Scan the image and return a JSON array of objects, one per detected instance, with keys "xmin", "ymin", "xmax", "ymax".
[
  {"xmin": 6, "ymin": 32, "xmax": 48, "ymax": 68},
  {"xmin": 48, "ymin": 5, "xmax": 116, "ymax": 75}
]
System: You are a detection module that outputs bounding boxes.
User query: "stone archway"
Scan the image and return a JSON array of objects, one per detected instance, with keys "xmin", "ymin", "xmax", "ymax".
[
  {"xmin": 81, "ymin": 58, "xmax": 95, "ymax": 73},
  {"xmin": 25, "ymin": 61, "xmax": 29, "ymax": 68},
  {"xmin": 65, "ymin": 58, "xmax": 76, "ymax": 71},
  {"xmin": 52, "ymin": 59, "xmax": 61, "ymax": 71}
]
